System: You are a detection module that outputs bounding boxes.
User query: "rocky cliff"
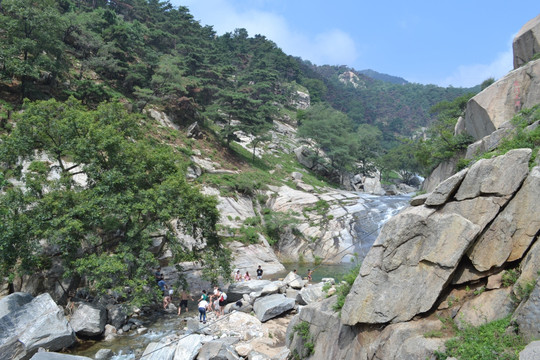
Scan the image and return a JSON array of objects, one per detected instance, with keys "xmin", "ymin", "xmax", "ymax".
[{"xmin": 287, "ymin": 14, "xmax": 540, "ymax": 360}]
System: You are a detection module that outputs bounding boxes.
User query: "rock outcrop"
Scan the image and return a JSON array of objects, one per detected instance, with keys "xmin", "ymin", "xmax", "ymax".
[
  {"xmin": 0, "ymin": 293, "xmax": 76, "ymax": 360},
  {"xmin": 288, "ymin": 149, "xmax": 539, "ymax": 358},
  {"xmin": 513, "ymin": 14, "xmax": 540, "ymax": 69},
  {"xmin": 463, "ymin": 58, "xmax": 540, "ymax": 141}
]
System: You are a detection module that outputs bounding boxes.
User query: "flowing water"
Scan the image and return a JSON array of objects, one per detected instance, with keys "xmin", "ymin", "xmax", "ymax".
[
  {"xmin": 69, "ymin": 193, "xmax": 410, "ymax": 358},
  {"xmin": 352, "ymin": 193, "xmax": 411, "ymax": 260}
]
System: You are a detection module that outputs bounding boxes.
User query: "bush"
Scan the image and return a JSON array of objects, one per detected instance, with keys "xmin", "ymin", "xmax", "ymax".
[
  {"xmin": 332, "ymin": 265, "xmax": 360, "ymax": 313},
  {"xmin": 435, "ymin": 316, "xmax": 525, "ymax": 360},
  {"xmin": 290, "ymin": 321, "xmax": 315, "ymax": 358}
]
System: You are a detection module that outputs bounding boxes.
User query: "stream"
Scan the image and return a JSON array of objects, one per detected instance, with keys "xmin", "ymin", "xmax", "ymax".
[{"xmin": 69, "ymin": 193, "xmax": 410, "ymax": 359}]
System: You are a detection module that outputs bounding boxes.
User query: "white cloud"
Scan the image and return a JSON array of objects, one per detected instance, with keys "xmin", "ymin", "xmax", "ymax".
[
  {"xmin": 440, "ymin": 49, "xmax": 513, "ymax": 88},
  {"xmin": 176, "ymin": 0, "xmax": 358, "ymax": 66}
]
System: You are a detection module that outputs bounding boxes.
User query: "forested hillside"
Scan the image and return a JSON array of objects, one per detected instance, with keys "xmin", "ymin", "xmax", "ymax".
[{"xmin": 0, "ymin": 0, "xmax": 480, "ymax": 305}]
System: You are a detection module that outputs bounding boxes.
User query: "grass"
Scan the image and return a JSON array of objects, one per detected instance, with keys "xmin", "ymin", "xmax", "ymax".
[
  {"xmin": 290, "ymin": 321, "xmax": 315, "ymax": 359},
  {"xmin": 332, "ymin": 264, "xmax": 360, "ymax": 313},
  {"xmin": 435, "ymin": 316, "xmax": 525, "ymax": 360}
]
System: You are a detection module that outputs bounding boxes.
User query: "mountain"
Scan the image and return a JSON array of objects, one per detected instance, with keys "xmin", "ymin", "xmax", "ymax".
[{"xmin": 358, "ymin": 68, "xmax": 409, "ymax": 84}]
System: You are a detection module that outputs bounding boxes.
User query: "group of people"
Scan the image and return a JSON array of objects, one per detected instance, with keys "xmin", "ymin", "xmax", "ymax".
[
  {"xmin": 154, "ymin": 264, "xmax": 313, "ymax": 324},
  {"xmin": 234, "ymin": 265, "xmax": 264, "ymax": 282},
  {"xmin": 155, "ymin": 269, "xmax": 228, "ymax": 324},
  {"xmin": 155, "ymin": 267, "xmax": 195, "ymax": 314},
  {"xmin": 195, "ymin": 286, "xmax": 227, "ymax": 323}
]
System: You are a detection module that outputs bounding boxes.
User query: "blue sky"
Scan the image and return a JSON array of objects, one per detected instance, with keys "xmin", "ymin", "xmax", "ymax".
[{"xmin": 170, "ymin": 1, "xmax": 539, "ymax": 88}]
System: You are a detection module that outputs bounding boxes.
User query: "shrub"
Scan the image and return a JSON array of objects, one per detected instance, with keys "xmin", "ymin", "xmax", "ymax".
[
  {"xmin": 290, "ymin": 321, "xmax": 315, "ymax": 358},
  {"xmin": 435, "ymin": 316, "xmax": 525, "ymax": 360},
  {"xmin": 332, "ymin": 265, "xmax": 360, "ymax": 313},
  {"xmin": 501, "ymin": 269, "xmax": 519, "ymax": 287},
  {"xmin": 239, "ymin": 226, "xmax": 259, "ymax": 244}
]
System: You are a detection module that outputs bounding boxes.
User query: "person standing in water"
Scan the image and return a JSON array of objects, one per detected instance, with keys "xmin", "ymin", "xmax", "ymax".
[{"xmin": 178, "ymin": 288, "xmax": 193, "ymax": 315}]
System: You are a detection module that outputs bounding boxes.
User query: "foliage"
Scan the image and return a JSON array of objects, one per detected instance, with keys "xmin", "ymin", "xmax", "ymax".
[
  {"xmin": 200, "ymin": 246, "xmax": 232, "ymax": 287},
  {"xmin": 0, "ymin": 97, "xmax": 222, "ymax": 304},
  {"xmin": 263, "ymin": 209, "xmax": 299, "ymax": 246},
  {"xmin": 0, "ymin": 0, "xmax": 67, "ymax": 100},
  {"xmin": 480, "ymin": 77, "xmax": 495, "ymax": 91},
  {"xmin": 501, "ymin": 269, "xmax": 519, "ymax": 287},
  {"xmin": 497, "ymin": 104, "xmax": 540, "ymax": 162},
  {"xmin": 290, "ymin": 321, "xmax": 315, "ymax": 359},
  {"xmin": 413, "ymin": 93, "xmax": 476, "ymax": 175},
  {"xmin": 332, "ymin": 264, "xmax": 360, "ymax": 313},
  {"xmin": 435, "ymin": 316, "xmax": 525, "ymax": 360},
  {"xmin": 463, "ymin": 104, "xmax": 540, "ymax": 167}
]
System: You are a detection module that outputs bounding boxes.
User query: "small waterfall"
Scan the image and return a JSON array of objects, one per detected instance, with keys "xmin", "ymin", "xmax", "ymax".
[{"xmin": 352, "ymin": 193, "xmax": 410, "ymax": 261}]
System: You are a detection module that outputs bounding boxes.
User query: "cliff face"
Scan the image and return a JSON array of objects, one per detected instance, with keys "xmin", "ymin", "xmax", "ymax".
[
  {"xmin": 423, "ymin": 14, "xmax": 540, "ymax": 192},
  {"xmin": 287, "ymin": 14, "xmax": 540, "ymax": 359}
]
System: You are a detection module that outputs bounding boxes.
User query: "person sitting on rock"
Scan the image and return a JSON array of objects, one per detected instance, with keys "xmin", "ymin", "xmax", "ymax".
[
  {"xmin": 244, "ymin": 271, "xmax": 251, "ymax": 281},
  {"xmin": 234, "ymin": 270, "xmax": 242, "ymax": 282}
]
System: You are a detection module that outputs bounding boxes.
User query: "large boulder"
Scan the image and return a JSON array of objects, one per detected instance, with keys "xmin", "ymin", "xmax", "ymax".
[
  {"xmin": 455, "ymin": 149, "xmax": 531, "ymax": 201},
  {"xmin": 370, "ymin": 319, "xmax": 447, "ymax": 360},
  {"xmin": 209, "ymin": 311, "xmax": 264, "ymax": 340},
  {"xmin": 173, "ymin": 334, "xmax": 204, "ymax": 360},
  {"xmin": 513, "ymin": 14, "xmax": 540, "ymax": 69},
  {"xmin": 227, "ymin": 280, "xmax": 272, "ymax": 303},
  {"xmin": 0, "ymin": 292, "xmax": 33, "ymax": 319},
  {"xmin": 253, "ymin": 294, "xmax": 295, "ymax": 322},
  {"xmin": 512, "ymin": 278, "xmax": 540, "ymax": 342},
  {"xmin": 0, "ymin": 293, "xmax": 76, "ymax": 360},
  {"xmin": 424, "ymin": 168, "xmax": 468, "ymax": 206},
  {"xmin": 519, "ymin": 341, "xmax": 540, "ymax": 360},
  {"xmin": 197, "ymin": 340, "xmax": 241, "ymax": 360},
  {"xmin": 69, "ymin": 302, "xmax": 107, "ymax": 337},
  {"xmin": 107, "ymin": 304, "xmax": 127, "ymax": 330},
  {"xmin": 141, "ymin": 339, "xmax": 176, "ymax": 360},
  {"xmin": 468, "ymin": 164, "xmax": 540, "ymax": 271},
  {"xmin": 287, "ymin": 295, "xmax": 446, "ymax": 359},
  {"xmin": 282, "ymin": 272, "xmax": 304, "ymax": 290},
  {"xmin": 286, "ymin": 297, "xmax": 360, "ymax": 359},
  {"xmin": 30, "ymin": 353, "xmax": 92, "ymax": 360},
  {"xmin": 463, "ymin": 59, "xmax": 540, "ymax": 140},
  {"xmin": 454, "ymin": 288, "xmax": 515, "ymax": 329},
  {"xmin": 341, "ymin": 206, "xmax": 480, "ymax": 325},
  {"xmin": 296, "ymin": 283, "xmax": 325, "ymax": 305}
]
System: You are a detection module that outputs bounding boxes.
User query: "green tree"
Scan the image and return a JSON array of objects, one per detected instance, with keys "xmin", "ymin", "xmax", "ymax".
[
  {"xmin": 352, "ymin": 124, "xmax": 383, "ymax": 176},
  {"xmin": 0, "ymin": 0, "xmax": 67, "ymax": 100},
  {"xmin": 0, "ymin": 97, "xmax": 222, "ymax": 304},
  {"xmin": 297, "ymin": 103, "xmax": 356, "ymax": 178},
  {"xmin": 134, "ymin": 54, "xmax": 189, "ymax": 111}
]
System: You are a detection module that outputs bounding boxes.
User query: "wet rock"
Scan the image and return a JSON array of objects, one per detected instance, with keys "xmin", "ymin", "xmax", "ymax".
[
  {"xmin": 70, "ymin": 302, "xmax": 107, "ymax": 337},
  {"xmin": 0, "ymin": 293, "xmax": 76, "ymax": 359},
  {"xmin": 94, "ymin": 348, "xmax": 113, "ymax": 360},
  {"xmin": 30, "ymin": 353, "xmax": 92, "ymax": 360}
]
